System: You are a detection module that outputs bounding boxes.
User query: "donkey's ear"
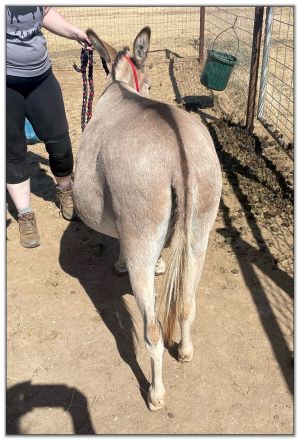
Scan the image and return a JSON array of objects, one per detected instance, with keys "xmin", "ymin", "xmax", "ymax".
[
  {"xmin": 86, "ymin": 29, "xmax": 117, "ymax": 65},
  {"xmin": 133, "ymin": 26, "xmax": 151, "ymax": 69}
]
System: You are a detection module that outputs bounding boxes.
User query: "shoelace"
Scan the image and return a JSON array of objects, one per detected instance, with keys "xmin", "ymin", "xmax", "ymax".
[
  {"xmin": 57, "ymin": 187, "xmax": 73, "ymax": 208},
  {"xmin": 19, "ymin": 215, "xmax": 35, "ymax": 231}
]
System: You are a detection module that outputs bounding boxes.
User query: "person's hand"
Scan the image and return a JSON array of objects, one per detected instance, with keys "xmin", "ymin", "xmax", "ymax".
[{"xmin": 74, "ymin": 28, "xmax": 93, "ymax": 50}]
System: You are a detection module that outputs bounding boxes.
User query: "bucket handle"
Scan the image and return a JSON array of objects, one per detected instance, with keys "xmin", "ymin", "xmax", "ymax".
[{"xmin": 211, "ymin": 17, "xmax": 240, "ymax": 58}]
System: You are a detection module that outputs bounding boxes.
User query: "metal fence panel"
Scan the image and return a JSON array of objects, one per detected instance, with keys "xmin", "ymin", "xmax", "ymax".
[{"xmin": 258, "ymin": 6, "xmax": 294, "ymax": 146}]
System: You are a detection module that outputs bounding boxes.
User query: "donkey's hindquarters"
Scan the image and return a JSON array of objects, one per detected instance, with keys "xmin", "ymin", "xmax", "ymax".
[{"xmin": 73, "ymin": 26, "xmax": 222, "ymax": 411}]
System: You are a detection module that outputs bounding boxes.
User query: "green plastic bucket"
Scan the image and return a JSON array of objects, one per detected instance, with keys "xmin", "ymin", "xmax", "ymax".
[{"xmin": 200, "ymin": 49, "xmax": 238, "ymax": 91}]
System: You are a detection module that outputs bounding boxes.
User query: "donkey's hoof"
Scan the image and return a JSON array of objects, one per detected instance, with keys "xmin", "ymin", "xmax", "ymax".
[
  {"xmin": 147, "ymin": 387, "xmax": 166, "ymax": 411},
  {"xmin": 113, "ymin": 260, "xmax": 128, "ymax": 275},
  {"xmin": 155, "ymin": 258, "xmax": 166, "ymax": 276},
  {"xmin": 178, "ymin": 344, "xmax": 194, "ymax": 363}
]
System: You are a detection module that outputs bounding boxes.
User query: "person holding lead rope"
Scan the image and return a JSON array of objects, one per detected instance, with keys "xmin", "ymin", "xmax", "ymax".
[{"xmin": 6, "ymin": 6, "xmax": 93, "ymax": 248}]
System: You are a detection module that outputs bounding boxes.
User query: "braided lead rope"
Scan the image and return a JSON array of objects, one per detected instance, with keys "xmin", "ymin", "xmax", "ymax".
[
  {"xmin": 73, "ymin": 48, "xmax": 94, "ymax": 132},
  {"xmin": 81, "ymin": 49, "xmax": 88, "ymax": 132},
  {"xmin": 86, "ymin": 50, "xmax": 94, "ymax": 125}
]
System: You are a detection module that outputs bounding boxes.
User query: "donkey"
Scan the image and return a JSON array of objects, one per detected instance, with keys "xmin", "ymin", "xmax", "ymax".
[{"xmin": 73, "ymin": 27, "xmax": 222, "ymax": 411}]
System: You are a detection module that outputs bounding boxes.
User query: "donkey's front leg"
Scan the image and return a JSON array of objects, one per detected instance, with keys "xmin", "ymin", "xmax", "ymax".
[
  {"xmin": 114, "ymin": 244, "xmax": 128, "ymax": 274},
  {"xmin": 115, "ymin": 248, "xmax": 166, "ymax": 276},
  {"xmin": 155, "ymin": 256, "xmax": 166, "ymax": 275}
]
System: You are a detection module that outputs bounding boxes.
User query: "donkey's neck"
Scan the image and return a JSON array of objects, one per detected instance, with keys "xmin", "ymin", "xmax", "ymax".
[{"xmin": 101, "ymin": 81, "xmax": 141, "ymax": 103}]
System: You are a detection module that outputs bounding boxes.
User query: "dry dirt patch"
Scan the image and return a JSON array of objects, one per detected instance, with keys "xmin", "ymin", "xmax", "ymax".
[{"xmin": 6, "ymin": 36, "xmax": 293, "ymax": 434}]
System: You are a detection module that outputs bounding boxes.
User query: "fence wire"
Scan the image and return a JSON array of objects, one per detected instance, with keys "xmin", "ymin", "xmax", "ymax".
[
  {"xmin": 44, "ymin": 6, "xmax": 201, "ymax": 69},
  {"xmin": 258, "ymin": 6, "xmax": 294, "ymax": 147},
  {"xmin": 45, "ymin": 6, "xmax": 256, "ymax": 122},
  {"xmin": 43, "ymin": 6, "xmax": 294, "ymax": 148},
  {"xmin": 203, "ymin": 7, "xmax": 255, "ymax": 122}
]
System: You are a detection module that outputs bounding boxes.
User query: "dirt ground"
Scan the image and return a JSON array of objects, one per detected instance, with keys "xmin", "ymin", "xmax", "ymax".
[{"xmin": 6, "ymin": 37, "xmax": 294, "ymax": 434}]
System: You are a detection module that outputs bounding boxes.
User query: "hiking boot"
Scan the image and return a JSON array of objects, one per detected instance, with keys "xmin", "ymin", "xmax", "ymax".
[
  {"xmin": 56, "ymin": 184, "xmax": 78, "ymax": 221},
  {"xmin": 18, "ymin": 211, "xmax": 40, "ymax": 248}
]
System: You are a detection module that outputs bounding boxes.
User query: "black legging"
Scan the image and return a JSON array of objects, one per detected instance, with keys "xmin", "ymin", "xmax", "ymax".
[{"xmin": 6, "ymin": 67, "xmax": 73, "ymax": 184}]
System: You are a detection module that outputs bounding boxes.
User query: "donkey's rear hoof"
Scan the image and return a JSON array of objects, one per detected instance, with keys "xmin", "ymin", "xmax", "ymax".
[
  {"xmin": 147, "ymin": 387, "xmax": 166, "ymax": 411},
  {"xmin": 178, "ymin": 344, "xmax": 194, "ymax": 363}
]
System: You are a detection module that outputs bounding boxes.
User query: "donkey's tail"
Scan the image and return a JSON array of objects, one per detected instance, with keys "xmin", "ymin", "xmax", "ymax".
[{"xmin": 160, "ymin": 178, "xmax": 192, "ymax": 347}]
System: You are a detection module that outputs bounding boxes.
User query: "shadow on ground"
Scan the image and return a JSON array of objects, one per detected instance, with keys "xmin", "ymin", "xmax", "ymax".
[
  {"xmin": 165, "ymin": 50, "xmax": 294, "ymax": 395},
  {"xmin": 6, "ymin": 381, "xmax": 95, "ymax": 434},
  {"xmin": 59, "ymin": 222, "xmax": 150, "ymax": 406},
  {"xmin": 207, "ymin": 120, "xmax": 294, "ymax": 395}
]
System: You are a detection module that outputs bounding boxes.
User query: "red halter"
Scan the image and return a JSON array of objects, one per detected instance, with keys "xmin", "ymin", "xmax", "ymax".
[{"xmin": 124, "ymin": 55, "xmax": 140, "ymax": 93}]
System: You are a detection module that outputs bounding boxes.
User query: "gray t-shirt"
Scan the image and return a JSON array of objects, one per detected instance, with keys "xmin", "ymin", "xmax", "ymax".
[{"xmin": 6, "ymin": 6, "xmax": 51, "ymax": 77}]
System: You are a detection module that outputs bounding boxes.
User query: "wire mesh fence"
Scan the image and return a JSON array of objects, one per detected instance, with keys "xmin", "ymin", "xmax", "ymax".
[
  {"xmin": 203, "ymin": 7, "xmax": 255, "ymax": 122},
  {"xmin": 44, "ymin": 6, "xmax": 201, "ymax": 69},
  {"xmin": 44, "ymin": 6, "xmax": 294, "ymax": 148},
  {"xmin": 44, "ymin": 6, "xmax": 206, "ymax": 123},
  {"xmin": 258, "ymin": 6, "xmax": 294, "ymax": 147}
]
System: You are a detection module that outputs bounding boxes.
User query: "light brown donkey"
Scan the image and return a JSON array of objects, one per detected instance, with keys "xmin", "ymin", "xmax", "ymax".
[{"xmin": 73, "ymin": 27, "xmax": 222, "ymax": 411}]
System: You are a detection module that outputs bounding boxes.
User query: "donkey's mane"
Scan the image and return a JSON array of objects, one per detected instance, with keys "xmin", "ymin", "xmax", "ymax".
[
  {"xmin": 115, "ymin": 46, "xmax": 130, "ymax": 64},
  {"xmin": 111, "ymin": 46, "xmax": 137, "ymax": 79}
]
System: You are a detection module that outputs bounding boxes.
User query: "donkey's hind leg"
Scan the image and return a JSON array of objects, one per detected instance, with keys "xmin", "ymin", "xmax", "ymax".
[
  {"xmin": 121, "ymin": 237, "xmax": 167, "ymax": 411},
  {"xmin": 178, "ymin": 236, "xmax": 209, "ymax": 363}
]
